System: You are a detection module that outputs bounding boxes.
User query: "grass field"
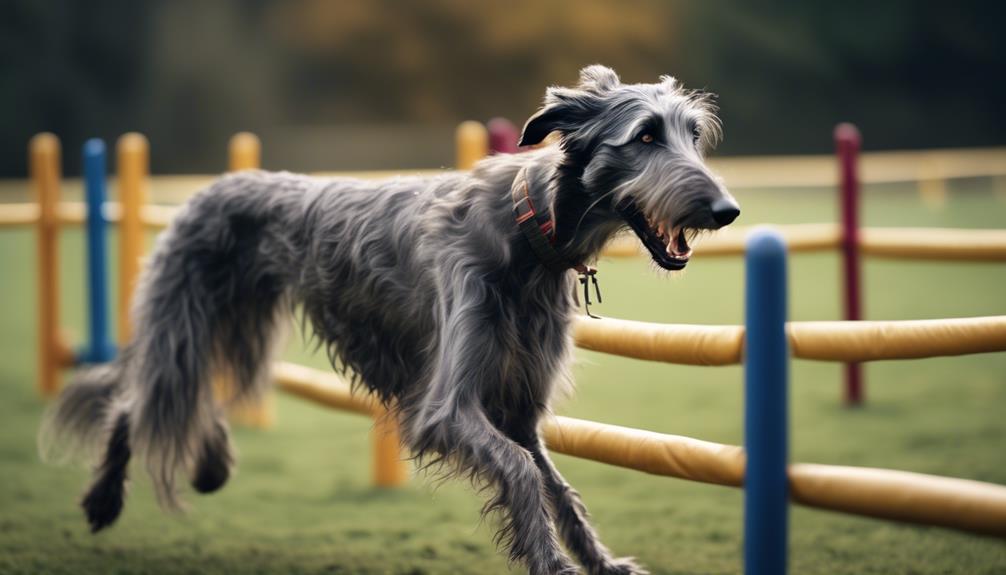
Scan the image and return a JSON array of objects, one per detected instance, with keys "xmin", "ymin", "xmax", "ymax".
[{"xmin": 1, "ymin": 179, "xmax": 1004, "ymax": 574}]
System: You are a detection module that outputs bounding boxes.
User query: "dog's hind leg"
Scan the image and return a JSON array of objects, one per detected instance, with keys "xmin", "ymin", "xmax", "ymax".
[
  {"xmin": 190, "ymin": 415, "xmax": 234, "ymax": 494},
  {"xmin": 81, "ymin": 411, "xmax": 131, "ymax": 533}
]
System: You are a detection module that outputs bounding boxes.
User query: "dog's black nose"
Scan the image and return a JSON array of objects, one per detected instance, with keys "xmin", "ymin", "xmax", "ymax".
[{"xmin": 711, "ymin": 197, "xmax": 740, "ymax": 226}]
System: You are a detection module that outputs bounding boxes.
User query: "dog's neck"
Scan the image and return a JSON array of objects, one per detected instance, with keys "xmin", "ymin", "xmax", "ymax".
[
  {"xmin": 511, "ymin": 158, "xmax": 606, "ymax": 316},
  {"xmin": 511, "ymin": 164, "xmax": 587, "ymax": 274},
  {"xmin": 507, "ymin": 146, "xmax": 624, "ymax": 273},
  {"xmin": 545, "ymin": 152, "xmax": 624, "ymax": 266}
]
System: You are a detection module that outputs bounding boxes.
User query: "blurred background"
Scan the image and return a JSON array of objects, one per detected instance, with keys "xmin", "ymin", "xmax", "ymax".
[
  {"xmin": 3, "ymin": 0, "xmax": 1006, "ymax": 175},
  {"xmin": 2, "ymin": 3, "xmax": 1005, "ymax": 574}
]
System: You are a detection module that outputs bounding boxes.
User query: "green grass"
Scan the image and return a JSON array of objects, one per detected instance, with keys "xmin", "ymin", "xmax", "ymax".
[{"xmin": 1, "ymin": 180, "xmax": 1005, "ymax": 574}]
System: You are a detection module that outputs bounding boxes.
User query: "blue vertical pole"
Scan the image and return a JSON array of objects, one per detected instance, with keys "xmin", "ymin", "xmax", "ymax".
[
  {"xmin": 744, "ymin": 228, "xmax": 789, "ymax": 575},
  {"xmin": 82, "ymin": 139, "xmax": 115, "ymax": 363}
]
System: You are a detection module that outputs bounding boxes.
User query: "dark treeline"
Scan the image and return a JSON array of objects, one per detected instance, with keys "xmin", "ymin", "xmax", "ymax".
[{"xmin": 2, "ymin": 0, "xmax": 1003, "ymax": 176}]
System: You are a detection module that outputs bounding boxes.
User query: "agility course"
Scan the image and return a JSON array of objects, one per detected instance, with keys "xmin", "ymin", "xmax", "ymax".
[{"xmin": 3, "ymin": 128, "xmax": 1006, "ymax": 573}]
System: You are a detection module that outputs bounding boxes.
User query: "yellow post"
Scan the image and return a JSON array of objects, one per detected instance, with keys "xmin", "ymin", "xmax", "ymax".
[
  {"xmin": 220, "ymin": 132, "xmax": 276, "ymax": 428},
  {"xmin": 116, "ymin": 133, "xmax": 149, "ymax": 344},
  {"xmin": 228, "ymin": 132, "xmax": 261, "ymax": 172},
  {"xmin": 455, "ymin": 121, "xmax": 489, "ymax": 170},
  {"xmin": 373, "ymin": 407, "xmax": 407, "ymax": 487},
  {"xmin": 32, "ymin": 133, "xmax": 62, "ymax": 397}
]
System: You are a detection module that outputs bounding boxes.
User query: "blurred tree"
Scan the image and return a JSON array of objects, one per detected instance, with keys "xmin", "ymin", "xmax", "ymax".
[{"xmin": 1, "ymin": 0, "xmax": 1003, "ymax": 175}]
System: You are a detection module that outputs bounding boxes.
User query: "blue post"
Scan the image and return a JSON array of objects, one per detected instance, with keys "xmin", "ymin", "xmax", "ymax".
[
  {"xmin": 744, "ymin": 228, "xmax": 789, "ymax": 575},
  {"xmin": 81, "ymin": 139, "xmax": 115, "ymax": 363}
]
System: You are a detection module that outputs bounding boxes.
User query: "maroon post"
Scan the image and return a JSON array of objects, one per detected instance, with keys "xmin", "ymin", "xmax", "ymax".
[
  {"xmin": 835, "ymin": 123, "xmax": 863, "ymax": 406},
  {"xmin": 487, "ymin": 117, "xmax": 520, "ymax": 154}
]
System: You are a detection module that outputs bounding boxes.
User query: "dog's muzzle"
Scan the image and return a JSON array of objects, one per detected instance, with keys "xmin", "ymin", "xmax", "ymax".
[{"xmin": 616, "ymin": 195, "xmax": 740, "ymax": 271}]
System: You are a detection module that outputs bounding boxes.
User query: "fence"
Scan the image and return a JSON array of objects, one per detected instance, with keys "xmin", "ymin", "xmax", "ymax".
[{"xmin": 3, "ymin": 127, "xmax": 1005, "ymax": 573}]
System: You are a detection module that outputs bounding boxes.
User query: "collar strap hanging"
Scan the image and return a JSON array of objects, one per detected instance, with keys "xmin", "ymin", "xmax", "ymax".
[{"xmin": 511, "ymin": 167, "xmax": 603, "ymax": 317}]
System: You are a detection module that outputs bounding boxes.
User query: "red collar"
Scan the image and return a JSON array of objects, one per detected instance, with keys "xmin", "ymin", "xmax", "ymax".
[{"xmin": 511, "ymin": 166, "xmax": 602, "ymax": 315}]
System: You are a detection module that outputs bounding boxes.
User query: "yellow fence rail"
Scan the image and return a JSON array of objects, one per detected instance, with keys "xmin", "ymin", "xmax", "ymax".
[
  {"xmin": 7, "ymin": 208, "xmax": 1005, "ymax": 262},
  {"xmin": 572, "ymin": 315, "xmax": 1006, "ymax": 365},
  {"xmin": 13, "ymin": 128, "xmax": 1006, "ymax": 526},
  {"xmin": 274, "ymin": 362, "xmax": 1006, "ymax": 538}
]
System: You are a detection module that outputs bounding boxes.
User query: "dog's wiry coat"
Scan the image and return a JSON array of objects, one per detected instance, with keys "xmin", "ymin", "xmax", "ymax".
[{"xmin": 41, "ymin": 66, "xmax": 738, "ymax": 575}]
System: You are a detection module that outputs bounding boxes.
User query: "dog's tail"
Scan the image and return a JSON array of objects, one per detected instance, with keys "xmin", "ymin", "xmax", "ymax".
[
  {"xmin": 41, "ymin": 172, "xmax": 296, "ymax": 531},
  {"xmin": 40, "ymin": 363, "xmax": 122, "ymax": 464}
]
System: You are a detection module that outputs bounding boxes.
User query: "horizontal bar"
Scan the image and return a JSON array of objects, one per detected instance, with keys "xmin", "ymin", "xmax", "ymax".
[
  {"xmin": 3, "ymin": 200, "xmax": 1004, "ymax": 264},
  {"xmin": 789, "ymin": 463, "xmax": 1006, "ymax": 538},
  {"xmin": 0, "ymin": 203, "xmax": 40, "ymax": 226},
  {"xmin": 573, "ymin": 317, "xmax": 745, "ymax": 366},
  {"xmin": 0, "ymin": 202, "xmax": 176, "ymax": 229},
  {"xmin": 548, "ymin": 416, "xmax": 1006, "ymax": 537},
  {"xmin": 573, "ymin": 315, "xmax": 1006, "ymax": 365},
  {"xmin": 1, "ymin": 144, "xmax": 1003, "ymax": 209},
  {"xmin": 542, "ymin": 415, "xmax": 746, "ymax": 486},
  {"xmin": 273, "ymin": 361, "xmax": 377, "ymax": 417},
  {"xmin": 56, "ymin": 201, "xmax": 176, "ymax": 228},
  {"xmin": 860, "ymin": 227, "xmax": 1006, "ymax": 261},
  {"xmin": 705, "ymin": 146, "xmax": 1006, "ymax": 188},
  {"xmin": 786, "ymin": 316, "xmax": 1006, "ymax": 362},
  {"xmin": 271, "ymin": 362, "xmax": 1006, "ymax": 537}
]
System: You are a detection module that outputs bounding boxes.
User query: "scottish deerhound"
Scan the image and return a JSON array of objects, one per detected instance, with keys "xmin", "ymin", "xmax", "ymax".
[{"xmin": 41, "ymin": 66, "xmax": 739, "ymax": 574}]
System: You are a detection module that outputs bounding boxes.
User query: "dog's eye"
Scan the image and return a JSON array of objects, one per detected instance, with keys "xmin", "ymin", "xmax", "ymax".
[
  {"xmin": 691, "ymin": 126, "xmax": 701, "ymax": 145},
  {"xmin": 639, "ymin": 133, "xmax": 654, "ymax": 144}
]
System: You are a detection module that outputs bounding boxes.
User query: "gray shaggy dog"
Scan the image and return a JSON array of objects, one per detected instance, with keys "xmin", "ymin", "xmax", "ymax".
[{"xmin": 41, "ymin": 65, "xmax": 739, "ymax": 575}]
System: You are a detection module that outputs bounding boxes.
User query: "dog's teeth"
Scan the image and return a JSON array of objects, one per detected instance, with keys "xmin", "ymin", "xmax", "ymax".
[{"xmin": 664, "ymin": 226, "xmax": 692, "ymax": 259}]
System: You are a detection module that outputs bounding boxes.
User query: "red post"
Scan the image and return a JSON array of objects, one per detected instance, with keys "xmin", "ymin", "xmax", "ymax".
[
  {"xmin": 487, "ymin": 117, "xmax": 519, "ymax": 154},
  {"xmin": 835, "ymin": 123, "xmax": 863, "ymax": 406}
]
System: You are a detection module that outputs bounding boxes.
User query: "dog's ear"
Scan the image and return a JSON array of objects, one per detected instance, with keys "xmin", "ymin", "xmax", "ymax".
[
  {"xmin": 519, "ymin": 103, "xmax": 566, "ymax": 147},
  {"xmin": 519, "ymin": 87, "xmax": 600, "ymax": 147},
  {"xmin": 578, "ymin": 65, "xmax": 620, "ymax": 93},
  {"xmin": 520, "ymin": 65, "xmax": 620, "ymax": 146}
]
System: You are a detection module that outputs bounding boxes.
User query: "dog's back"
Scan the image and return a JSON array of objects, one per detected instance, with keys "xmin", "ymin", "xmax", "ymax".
[
  {"xmin": 40, "ymin": 161, "xmax": 521, "ymax": 531},
  {"xmin": 41, "ymin": 66, "xmax": 738, "ymax": 574}
]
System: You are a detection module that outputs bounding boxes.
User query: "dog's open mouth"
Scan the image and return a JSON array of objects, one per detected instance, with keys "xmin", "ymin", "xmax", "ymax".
[{"xmin": 616, "ymin": 199, "xmax": 696, "ymax": 271}]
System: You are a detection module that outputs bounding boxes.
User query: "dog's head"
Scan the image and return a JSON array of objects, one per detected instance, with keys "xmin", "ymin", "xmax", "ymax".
[{"xmin": 520, "ymin": 65, "xmax": 740, "ymax": 270}]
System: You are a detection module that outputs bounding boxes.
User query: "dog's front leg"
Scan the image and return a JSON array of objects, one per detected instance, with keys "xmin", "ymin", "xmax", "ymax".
[
  {"xmin": 520, "ymin": 433, "xmax": 649, "ymax": 575},
  {"xmin": 414, "ymin": 278, "xmax": 578, "ymax": 575},
  {"xmin": 439, "ymin": 408, "xmax": 578, "ymax": 575}
]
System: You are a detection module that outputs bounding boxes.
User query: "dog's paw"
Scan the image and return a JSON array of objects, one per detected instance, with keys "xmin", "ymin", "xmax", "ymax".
[
  {"xmin": 190, "ymin": 453, "xmax": 230, "ymax": 494},
  {"xmin": 596, "ymin": 556, "xmax": 649, "ymax": 575}
]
